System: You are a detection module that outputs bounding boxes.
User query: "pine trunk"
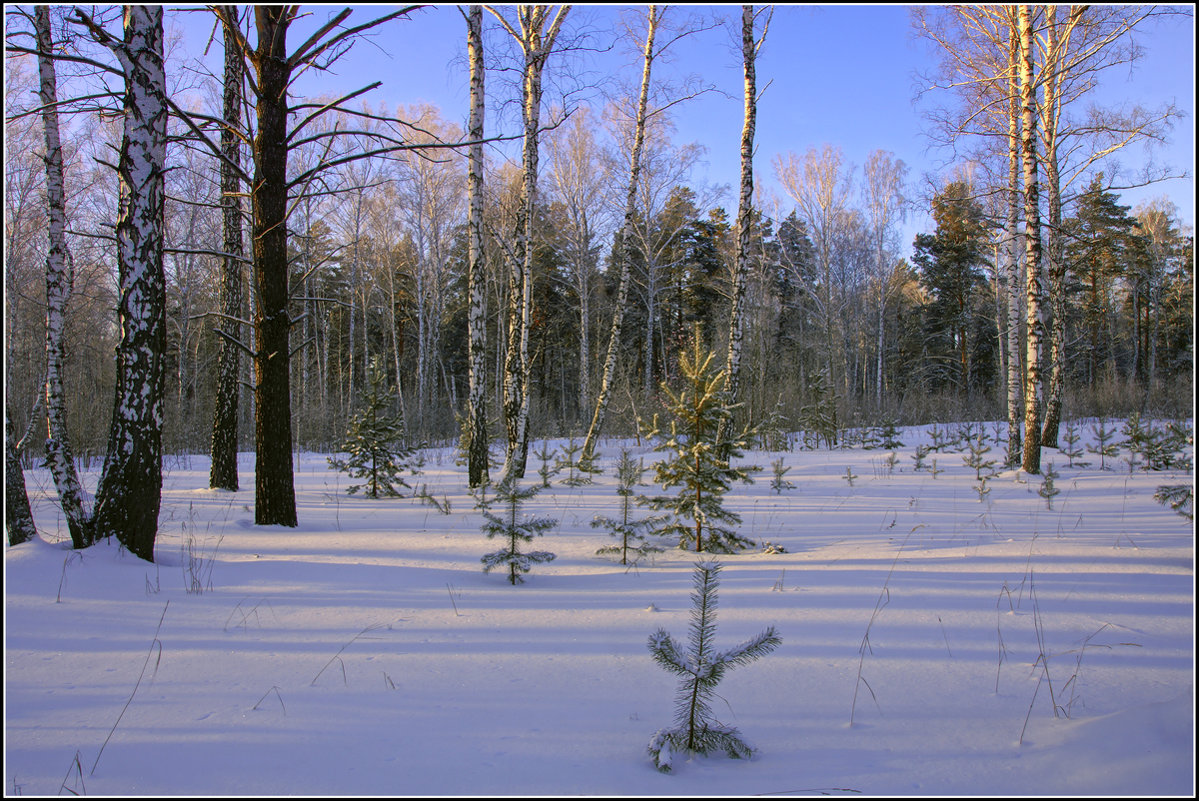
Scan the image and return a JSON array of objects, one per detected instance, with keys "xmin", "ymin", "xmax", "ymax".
[
  {"xmin": 1018, "ymin": 4, "xmax": 1043, "ymax": 475},
  {"xmin": 250, "ymin": 7, "xmax": 298, "ymax": 526},
  {"xmin": 91, "ymin": 6, "xmax": 169, "ymax": 561},
  {"xmin": 36, "ymin": 5, "xmax": 93, "ymax": 548},
  {"xmin": 465, "ymin": 5, "xmax": 489, "ymax": 487},
  {"xmin": 209, "ymin": 6, "xmax": 244, "ymax": 491}
]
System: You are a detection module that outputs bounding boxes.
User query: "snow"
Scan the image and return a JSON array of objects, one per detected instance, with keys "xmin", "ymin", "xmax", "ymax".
[{"xmin": 5, "ymin": 423, "xmax": 1194, "ymax": 796}]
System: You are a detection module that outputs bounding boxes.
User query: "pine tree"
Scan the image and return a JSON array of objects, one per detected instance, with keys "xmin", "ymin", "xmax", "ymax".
[
  {"xmin": 1087, "ymin": 418, "xmax": 1119, "ymax": 470},
  {"xmin": 327, "ymin": 358, "xmax": 418, "ymax": 498},
  {"xmin": 962, "ymin": 431, "xmax": 997, "ymax": 480},
  {"xmin": 798, "ymin": 368, "xmax": 838, "ymax": 449},
  {"xmin": 480, "ymin": 475, "xmax": 557, "ymax": 585},
  {"xmin": 769, "ymin": 458, "xmax": 795, "ymax": 494},
  {"xmin": 647, "ymin": 560, "xmax": 781, "ymax": 773},
  {"xmin": 555, "ymin": 436, "xmax": 601, "ymax": 486},
  {"xmin": 646, "ymin": 330, "xmax": 758, "ymax": 554},
  {"xmin": 1059, "ymin": 419, "xmax": 1090, "ymax": 468},
  {"xmin": 534, "ymin": 439, "xmax": 559, "ymax": 488},
  {"xmin": 593, "ymin": 449, "xmax": 668, "ymax": 565}
]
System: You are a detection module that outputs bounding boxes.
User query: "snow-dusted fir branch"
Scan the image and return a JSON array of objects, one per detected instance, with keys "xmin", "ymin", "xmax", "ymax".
[{"xmin": 647, "ymin": 561, "xmax": 780, "ymax": 773}]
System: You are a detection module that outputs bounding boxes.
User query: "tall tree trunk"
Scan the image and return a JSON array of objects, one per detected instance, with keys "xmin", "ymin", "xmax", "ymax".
[
  {"xmin": 1018, "ymin": 4, "xmax": 1044, "ymax": 475},
  {"xmin": 718, "ymin": 4, "xmax": 760, "ymax": 456},
  {"xmin": 36, "ymin": 4, "xmax": 93, "ymax": 548},
  {"xmin": 465, "ymin": 5, "xmax": 489, "ymax": 486},
  {"xmin": 582, "ymin": 5, "xmax": 658, "ymax": 462},
  {"xmin": 1040, "ymin": 6, "xmax": 1076, "ymax": 449},
  {"xmin": 91, "ymin": 5, "xmax": 169, "ymax": 561},
  {"xmin": 250, "ymin": 6, "xmax": 298, "ymax": 525},
  {"xmin": 1004, "ymin": 11, "xmax": 1023, "ymax": 467},
  {"xmin": 209, "ymin": 5, "xmax": 244, "ymax": 491},
  {"xmin": 5, "ymin": 404, "xmax": 38, "ymax": 546},
  {"xmin": 495, "ymin": 5, "xmax": 569, "ymax": 481}
]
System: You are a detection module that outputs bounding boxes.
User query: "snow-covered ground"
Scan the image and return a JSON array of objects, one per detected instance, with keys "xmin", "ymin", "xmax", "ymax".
[{"xmin": 5, "ymin": 422, "xmax": 1194, "ymax": 796}]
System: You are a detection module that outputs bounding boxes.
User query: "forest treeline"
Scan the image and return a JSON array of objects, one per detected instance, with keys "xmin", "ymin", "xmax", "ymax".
[{"xmin": 4, "ymin": 6, "xmax": 1193, "ymax": 556}]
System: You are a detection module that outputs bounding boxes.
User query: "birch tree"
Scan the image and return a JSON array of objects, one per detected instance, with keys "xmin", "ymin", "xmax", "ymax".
[
  {"xmin": 545, "ymin": 105, "xmax": 612, "ymax": 423},
  {"xmin": 463, "ymin": 4, "xmax": 489, "ymax": 487},
  {"xmin": 717, "ymin": 4, "xmax": 769, "ymax": 457},
  {"xmin": 62, "ymin": 6, "xmax": 170, "ymax": 561},
  {"xmin": 582, "ymin": 5, "xmax": 659, "ymax": 461},
  {"xmin": 860, "ymin": 149, "xmax": 907, "ymax": 409},
  {"xmin": 774, "ymin": 144, "xmax": 854, "ymax": 415},
  {"xmin": 488, "ymin": 4, "xmax": 570, "ymax": 481},
  {"xmin": 1018, "ymin": 4, "xmax": 1045, "ymax": 475},
  {"xmin": 33, "ymin": 5, "xmax": 92, "ymax": 548}
]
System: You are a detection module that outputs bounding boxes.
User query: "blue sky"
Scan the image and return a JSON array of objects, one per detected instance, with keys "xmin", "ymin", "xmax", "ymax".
[{"xmin": 174, "ymin": 5, "xmax": 1194, "ymax": 255}]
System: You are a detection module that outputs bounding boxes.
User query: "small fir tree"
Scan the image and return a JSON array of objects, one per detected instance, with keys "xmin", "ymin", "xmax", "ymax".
[
  {"xmin": 647, "ymin": 560, "xmax": 781, "ymax": 773},
  {"xmin": 842, "ymin": 465, "xmax": 858, "ymax": 487},
  {"xmin": 534, "ymin": 439, "xmax": 559, "ymax": 488},
  {"xmin": 911, "ymin": 444, "xmax": 931, "ymax": 472},
  {"xmin": 928, "ymin": 423, "xmax": 950, "ymax": 452},
  {"xmin": 769, "ymin": 458, "xmax": 795, "ymax": 494},
  {"xmin": 962, "ymin": 432, "xmax": 997, "ymax": 480},
  {"xmin": 878, "ymin": 417, "xmax": 904, "ymax": 450},
  {"xmin": 1087, "ymin": 419, "xmax": 1119, "ymax": 470},
  {"xmin": 327, "ymin": 358, "xmax": 419, "ymax": 498},
  {"xmin": 1121, "ymin": 412, "xmax": 1151, "ymax": 472},
  {"xmin": 973, "ymin": 475, "xmax": 992, "ymax": 502},
  {"xmin": 479, "ymin": 475, "xmax": 557, "ymax": 585},
  {"xmin": 555, "ymin": 436, "xmax": 601, "ymax": 486},
  {"xmin": 1060, "ymin": 419, "xmax": 1090, "ymax": 468},
  {"xmin": 1038, "ymin": 462, "xmax": 1061, "ymax": 509},
  {"xmin": 645, "ymin": 331, "xmax": 758, "ymax": 553},
  {"xmin": 593, "ymin": 449, "xmax": 668, "ymax": 565}
]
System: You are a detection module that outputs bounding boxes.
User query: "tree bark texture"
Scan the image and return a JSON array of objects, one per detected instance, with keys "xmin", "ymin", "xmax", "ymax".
[
  {"xmin": 6, "ymin": 404, "xmax": 38, "ymax": 546},
  {"xmin": 1039, "ymin": 7, "xmax": 1078, "ymax": 449},
  {"xmin": 91, "ymin": 5, "xmax": 169, "ymax": 561},
  {"xmin": 250, "ymin": 6, "xmax": 298, "ymax": 525},
  {"xmin": 209, "ymin": 5, "xmax": 245, "ymax": 491},
  {"xmin": 1018, "ymin": 4, "xmax": 1044, "ymax": 475},
  {"xmin": 718, "ymin": 5, "xmax": 758, "ymax": 456},
  {"xmin": 36, "ymin": 5, "xmax": 93, "ymax": 548},
  {"xmin": 465, "ymin": 5, "xmax": 489, "ymax": 487},
  {"xmin": 1005, "ymin": 12, "xmax": 1024, "ymax": 467}
]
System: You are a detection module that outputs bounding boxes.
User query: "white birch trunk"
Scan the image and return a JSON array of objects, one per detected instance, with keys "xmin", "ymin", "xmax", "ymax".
[
  {"xmin": 36, "ymin": 5, "xmax": 93, "ymax": 548},
  {"xmin": 495, "ymin": 5, "xmax": 569, "ymax": 481},
  {"xmin": 582, "ymin": 5, "xmax": 659, "ymax": 461},
  {"xmin": 91, "ymin": 5, "xmax": 169, "ymax": 560},
  {"xmin": 1018, "ymin": 4, "xmax": 1044, "ymax": 475},
  {"xmin": 718, "ymin": 5, "xmax": 759, "ymax": 454},
  {"xmin": 1005, "ymin": 15, "xmax": 1024, "ymax": 466}
]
